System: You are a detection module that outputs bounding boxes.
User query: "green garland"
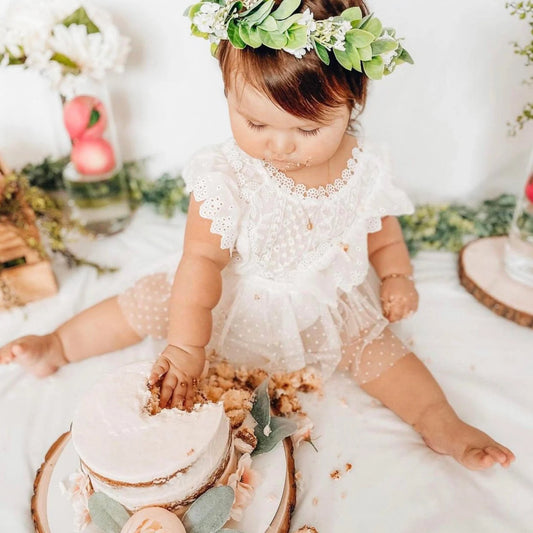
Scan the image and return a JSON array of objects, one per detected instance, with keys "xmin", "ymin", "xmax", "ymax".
[{"xmin": 10, "ymin": 157, "xmax": 518, "ymax": 269}]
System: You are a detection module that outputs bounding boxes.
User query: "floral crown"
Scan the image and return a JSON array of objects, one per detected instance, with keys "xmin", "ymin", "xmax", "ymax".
[{"xmin": 186, "ymin": 0, "xmax": 413, "ymax": 80}]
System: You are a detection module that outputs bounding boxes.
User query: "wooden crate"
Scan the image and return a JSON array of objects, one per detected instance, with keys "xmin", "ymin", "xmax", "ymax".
[{"xmin": 0, "ymin": 157, "xmax": 58, "ymax": 309}]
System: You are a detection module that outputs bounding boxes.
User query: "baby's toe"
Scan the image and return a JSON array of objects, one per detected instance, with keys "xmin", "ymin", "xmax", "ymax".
[
  {"xmin": 462, "ymin": 448, "xmax": 495, "ymax": 470},
  {"xmin": 0, "ymin": 343, "xmax": 15, "ymax": 364}
]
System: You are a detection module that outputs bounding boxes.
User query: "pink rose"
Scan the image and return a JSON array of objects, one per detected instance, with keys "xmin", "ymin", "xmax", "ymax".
[
  {"xmin": 60, "ymin": 470, "xmax": 94, "ymax": 532},
  {"xmin": 226, "ymin": 453, "xmax": 261, "ymax": 521},
  {"xmin": 290, "ymin": 415, "xmax": 315, "ymax": 449}
]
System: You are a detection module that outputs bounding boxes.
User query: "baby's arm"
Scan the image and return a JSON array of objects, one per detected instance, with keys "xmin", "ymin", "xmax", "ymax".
[
  {"xmin": 367, "ymin": 216, "xmax": 418, "ymax": 322},
  {"xmin": 149, "ymin": 196, "xmax": 231, "ymax": 409}
]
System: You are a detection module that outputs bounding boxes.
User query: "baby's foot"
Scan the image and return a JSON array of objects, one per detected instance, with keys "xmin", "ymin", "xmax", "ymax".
[
  {"xmin": 0, "ymin": 333, "xmax": 68, "ymax": 377},
  {"xmin": 414, "ymin": 401, "xmax": 516, "ymax": 470}
]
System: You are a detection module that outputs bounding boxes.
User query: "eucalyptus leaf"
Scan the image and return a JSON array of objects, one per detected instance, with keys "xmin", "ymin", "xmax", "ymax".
[
  {"xmin": 398, "ymin": 47, "xmax": 414, "ymax": 64},
  {"xmin": 355, "ymin": 13, "xmax": 372, "ymax": 29},
  {"xmin": 250, "ymin": 379, "xmax": 271, "ymax": 430},
  {"xmin": 88, "ymin": 493, "xmax": 130, "ymax": 533},
  {"xmin": 228, "ymin": 20, "xmax": 246, "ymax": 48},
  {"xmin": 362, "ymin": 16, "xmax": 382, "ymax": 37},
  {"xmin": 239, "ymin": 24, "xmax": 262, "ymax": 47},
  {"xmin": 345, "ymin": 28, "xmax": 374, "ymax": 48},
  {"xmin": 183, "ymin": 486, "xmax": 235, "ymax": 533},
  {"xmin": 313, "ymin": 40, "xmax": 330, "ymax": 65},
  {"xmin": 61, "ymin": 7, "xmax": 100, "ymax": 34},
  {"xmin": 271, "ymin": 0, "xmax": 301, "ymax": 20},
  {"xmin": 276, "ymin": 13, "xmax": 303, "ymax": 33},
  {"xmin": 346, "ymin": 43, "xmax": 361, "ymax": 71},
  {"xmin": 244, "ymin": 0, "xmax": 275, "ymax": 26},
  {"xmin": 258, "ymin": 15, "xmax": 278, "ymax": 32},
  {"xmin": 340, "ymin": 6, "xmax": 362, "ymax": 22},
  {"xmin": 333, "ymin": 48, "xmax": 352, "ymax": 70},
  {"xmin": 362, "ymin": 55, "xmax": 384, "ymax": 80},
  {"xmin": 357, "ymin": 44, "xmax": 372, "ymax": 61},
  {"xmin": 285, "ymin": 25, "xmax": 308, "ymax": 49},
  {"xmin": 371, "ymin": 38, "xmax": 397, "ymax": 56},
  {"xmin": 253, "ymin": 415, "xmax": 297, "ymax": 456},
  {"xmin": 259, "ymin": 29, "xmax": 288, "ymax": 49}
]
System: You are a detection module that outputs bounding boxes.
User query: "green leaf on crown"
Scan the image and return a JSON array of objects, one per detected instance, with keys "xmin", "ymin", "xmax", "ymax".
[
  {"xmin": 258, "ymin": 15, "xmax": 278, "ymax": 32},
  {"xmin": 239, "ymin": 24, "xmax": 262, "ymax": 47},
  {"xmin": 183, "ymin": 486, "xmax": 235, "ymax": 533},
  {"xmin": 271, "ymin": 0, "xmax": 301, "ymax": 20},
  {"xmin": 341, "ymin": 6, "xmax": 362, "ymax": 23},
  {"xmin": 88, "ymin": 492, "xmax": 129, "ymax": 533},
  {"xmin": 361, "ymin": 16, "xmax": 382, "ymax": 38},
  {"xmin": 345, "ymin": 28, "xmax": 374, "ymax": 48},
  {"xmin": 61, "ymin": 7, "xmax": 100, "ymax": 34},
  {"xmin": 356, "ymin": 12, "xmax": 372, "ymax": 29},
  {"xmin": 276, "ymin": 13, "xmax": 303, "ymax": 33},
  {"xmin": 333, "ymin": 48, "xmax": 352, "ymax": 70},
  {"xmin": 285, "ymin": 25, "xmax": 308, "ymax": 49},
  {"xmin": 345, "ymin": 43, "xmax": 362, "ymax": 71},
  {"xmin": 228, "ymin": 19, "xmax": 246, "ymax": 48},
  {"xmin": 371, "ymin": 38, "xmax": 397, "ymax": 56},
  {"xmin": 244, "ymin": 0, "xmax": 275, "ymax": 26},
  {"xmin": 397, "ymin": 47, "xmax": 414, "ymax": 64},
  {"xmin": 357, "ymin": 44, "xmax": 372, "ymax": 61},
  {"xmin": 362, "ymin": 55, "xmax": 384, "ymax": 80},
  {"xmin": 313, "ymin": 40, "xmax": 330, "ymax": 65},
  {"xmin": 258, "ymin": 29, "xmax": 288, "ymax": 49}
]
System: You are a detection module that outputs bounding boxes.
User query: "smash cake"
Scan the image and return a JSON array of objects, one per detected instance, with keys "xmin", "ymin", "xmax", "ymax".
[
  {"xmin": 57, "ymin": 360, "xmax": 322, "ymax": 532},
  {"xmin": 71, "ymin": 362, "xmax": 233, "ymax": 512}
]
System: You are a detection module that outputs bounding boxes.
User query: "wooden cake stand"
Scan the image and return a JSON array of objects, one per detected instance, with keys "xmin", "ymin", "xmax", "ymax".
[
  {"xmin": 32, "ymin": 431, "xmax": 296, "ymax": 533},
  {"xmin": 458, "ymin": 236, "xmax": 533, "ymax": 328}
]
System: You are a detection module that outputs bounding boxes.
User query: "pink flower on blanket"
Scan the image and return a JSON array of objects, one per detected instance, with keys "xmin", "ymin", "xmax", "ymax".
[
  {"xmin": 60, "ymin": 470, "xmax": 94, "ymax": 532},
  {"xmin": 226, "ymin": 452, "xmax": 261, "ymax": 521}
]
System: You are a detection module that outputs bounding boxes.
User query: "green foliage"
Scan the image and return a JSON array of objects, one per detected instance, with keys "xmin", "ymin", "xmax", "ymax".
[
  {"xmin": 87, "ymin": 492, "xmax": 129, "ymax": 533},
  {"xmin": 506, "ymin": 1, "xmax": 533, "ymax": 135}
]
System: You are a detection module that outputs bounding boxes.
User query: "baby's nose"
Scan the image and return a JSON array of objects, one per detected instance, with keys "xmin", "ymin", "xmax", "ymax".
[{"xmin": 268, "ymin": 134, "xmax": 296, "ymax": 156}]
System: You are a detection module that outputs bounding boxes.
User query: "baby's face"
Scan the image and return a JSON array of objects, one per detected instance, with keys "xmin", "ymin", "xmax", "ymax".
[{"xmin": 226, "ymin": 78, "xmax": 351, "ymax": 174}]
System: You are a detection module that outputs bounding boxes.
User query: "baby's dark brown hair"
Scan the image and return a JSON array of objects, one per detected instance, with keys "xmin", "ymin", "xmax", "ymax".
[{"xmin": 217, "ymin": 0, "xmax": 370, "ymax": 122}]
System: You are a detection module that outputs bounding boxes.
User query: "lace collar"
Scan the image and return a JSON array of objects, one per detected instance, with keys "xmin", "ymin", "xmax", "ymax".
[{"xmin": 226, "ymin": 139, "xmax": 363, "ymax": 201}]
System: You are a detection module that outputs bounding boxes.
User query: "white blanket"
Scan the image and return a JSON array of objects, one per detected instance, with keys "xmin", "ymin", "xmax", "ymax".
[{"xmin": 1, "ymin": 207, "xmax": 532, "ymax": 533}]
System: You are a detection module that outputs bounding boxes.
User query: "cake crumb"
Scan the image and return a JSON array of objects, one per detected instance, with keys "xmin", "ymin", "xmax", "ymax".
[
  {"xmin": 330, "ymin": 469, "xmax": 341, "ymax": 480},
  {"xmin": 312, "ymin": 497, "xmax": 319, "ymax": 506},
  {"xmin": 339, "ymin": 397, "xmax": 348, "ymax": 407},
  {"xmin": 341, "ymin": 491, "xmax": 347, "ymax": 499},
  {"xmin": 345, "ymin": 463, "xmax": 352, "ymax": 472},
  {"xmin": 296, "ymin": 526, "xmax": 319, "ymax": 533},
  {"xmin": 187, "ymin": 448, "xmax": 195, "ymax": 456}
]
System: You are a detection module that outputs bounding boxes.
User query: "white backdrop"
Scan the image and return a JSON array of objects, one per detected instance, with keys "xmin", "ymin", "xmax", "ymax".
[{"xmin": 0, "ymin": 0, "xmax": 532, "ymax": 203}]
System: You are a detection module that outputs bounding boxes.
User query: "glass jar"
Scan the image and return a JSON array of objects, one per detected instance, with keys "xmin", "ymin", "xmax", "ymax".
[
  {"xmin": 61, "ymin": 78, "xmax": 132, "ymax": 235},
  {"xmin": 504, "ymin": 149, "xmax": 533, "ymax": 286}
]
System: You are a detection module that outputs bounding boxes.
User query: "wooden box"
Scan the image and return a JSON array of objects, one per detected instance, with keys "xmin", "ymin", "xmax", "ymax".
[{"xmin": 0, "ymin": 157, "xmax": 58, "ymax": 309}]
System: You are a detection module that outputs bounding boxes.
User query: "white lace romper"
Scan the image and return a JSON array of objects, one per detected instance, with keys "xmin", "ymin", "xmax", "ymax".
[{"xmin": 119, "ymin": 138, "xmax": 415, "ymax": 383}]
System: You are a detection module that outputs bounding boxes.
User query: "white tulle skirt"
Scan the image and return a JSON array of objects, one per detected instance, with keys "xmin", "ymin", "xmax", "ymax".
[{"xmin": 118, "ymin": 267, "xmax": 412, "ymax": 384}]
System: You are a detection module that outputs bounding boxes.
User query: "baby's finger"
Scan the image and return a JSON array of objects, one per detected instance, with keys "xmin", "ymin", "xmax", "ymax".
[
  {"xmin": 170, "ymin": 378, "xmax": 188, "ymax": 409},
  {"xmin": 184, "ymin": 379, "xmax": 197, "ymax": 411},
  {"xmin": 160, "ymin": 372, "xmax": 178, "ymax": 408},
  {"xmin": 149, "ymin": 357, "xmax": 170, "ymax": 386}
]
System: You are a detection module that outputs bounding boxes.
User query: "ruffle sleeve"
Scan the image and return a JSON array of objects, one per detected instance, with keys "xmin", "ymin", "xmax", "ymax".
[
  {"xmin": 357, "ymin": 143, "xmax": 414, "ymax": 233},
  {"xmin": 182, "ymin": 144, "xmax": 242, "ymax": 252}
]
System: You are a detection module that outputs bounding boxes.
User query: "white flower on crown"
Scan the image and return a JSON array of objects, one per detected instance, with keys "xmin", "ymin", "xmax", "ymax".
[
  {"xmin": 379, "ymin": 29, "xmax": 399, "ymax": 69},
  {"xmin": 193, "ymin": 2, "xmax": 229, "ymax": 43}
]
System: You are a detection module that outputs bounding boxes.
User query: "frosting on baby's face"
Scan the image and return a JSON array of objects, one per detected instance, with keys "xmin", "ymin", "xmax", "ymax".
[{"xmin": 226, "ymin": 77, "xmax": 351, "ymax": 179}]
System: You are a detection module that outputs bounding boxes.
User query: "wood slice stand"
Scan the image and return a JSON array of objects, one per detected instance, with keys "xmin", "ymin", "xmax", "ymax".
[
  {"xmin": 458, "ymin": 236, "xmax": 533, "ymax": 328},
  {"xmin": 32, "ymin": 431, "xmax": 296, "ymax": 533},
  {"xmin": 0, "ymin": 157, "xmax": 58, "ymax": 309}
]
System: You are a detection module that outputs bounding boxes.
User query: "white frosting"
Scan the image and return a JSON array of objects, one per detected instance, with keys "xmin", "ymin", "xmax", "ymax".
[{"xmin": 71, "ymin": 361, "xmax": 230, "ymax": 507}]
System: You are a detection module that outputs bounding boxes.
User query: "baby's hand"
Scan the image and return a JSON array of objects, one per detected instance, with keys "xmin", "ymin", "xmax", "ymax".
[
  {"xmin": 149, "ymin": 344, "xmax": 206, "ymax": 410},
  {"xmin": 380, "ymin": 274, "xmax": 419, "ymax": 323}
]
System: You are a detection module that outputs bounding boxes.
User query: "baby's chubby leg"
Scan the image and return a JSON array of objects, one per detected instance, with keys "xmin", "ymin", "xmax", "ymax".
[
  {"xmin": 0, "ymin": 296, "xmax": 142, "ymax": 377},
  {"xmin": 344, "ymin": 332, "xmax": 516, "ymax": 470}
]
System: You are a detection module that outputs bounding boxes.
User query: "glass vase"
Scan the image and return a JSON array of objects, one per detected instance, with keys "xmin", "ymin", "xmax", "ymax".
[
  {"xmin": 504, "ymin": 149, "xmax": 533, "ymax": 286},
  {"xmin": 61, "ymin": 78, "xmax": 132, "ymax": 235}
]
